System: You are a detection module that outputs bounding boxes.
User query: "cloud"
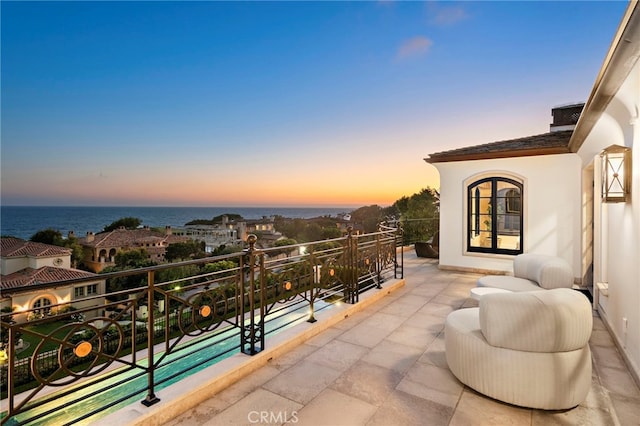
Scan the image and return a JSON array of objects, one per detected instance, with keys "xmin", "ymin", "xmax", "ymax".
[
  {"xmin": 429, "ymin": 4, "xmax": 469, "ymax": 26},
  {"xmin": 396, "ymin": 36, "xmax": 433, "ymax": 60}
]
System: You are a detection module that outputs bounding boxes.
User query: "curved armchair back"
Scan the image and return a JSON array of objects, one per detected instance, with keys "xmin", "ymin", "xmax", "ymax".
[
  {"xmin": 479, "ymin": 288, "xmax": 592, "ymax": 352},
  {"xmin": 513, "ymin": 253, "xmax": 573, "ymax": 289}
]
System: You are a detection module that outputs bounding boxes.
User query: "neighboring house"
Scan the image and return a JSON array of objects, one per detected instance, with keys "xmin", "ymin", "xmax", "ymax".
[
  {"xmin": 174, "ymin": 215, "xmax": 282, "ymax": 252},
  {"xmin": 173, "ymin": 225, "xmax": 239, "ymax": 253},
  {"xmin": 0, "ymin": 237, "xmax": 106, "ymax": 322},
  {"xmin": 426, "ymin": 2, "xmax": 640, "ymax": 385},
  {"xmin": 78, "ymin": 226, "xmax": 189, "ymax": 273}
]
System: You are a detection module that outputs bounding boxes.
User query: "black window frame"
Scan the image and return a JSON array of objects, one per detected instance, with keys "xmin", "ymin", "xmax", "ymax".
[{"xmin": 467, "ymin": 177, "xmax": 523, "ymax": 255}]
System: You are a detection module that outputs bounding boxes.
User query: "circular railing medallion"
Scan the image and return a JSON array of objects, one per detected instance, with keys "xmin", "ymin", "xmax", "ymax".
[
  {"xmin": 74, "ymin": 341, "xmax": 93, "ymax": 358},
  {"xmin": 199, "ymin": 305, "xmax": 212, "ymax": 317}
]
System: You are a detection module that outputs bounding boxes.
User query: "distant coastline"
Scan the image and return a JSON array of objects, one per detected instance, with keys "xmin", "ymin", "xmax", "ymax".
[{"xmin": 0, "ymin": 205, "xmax": 352, "ymax": 241}]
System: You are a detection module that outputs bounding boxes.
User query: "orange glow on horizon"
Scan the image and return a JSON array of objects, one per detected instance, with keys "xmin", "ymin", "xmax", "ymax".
[{"xmin": 2, "ymin": 156, "xmax": 440, "ymax": 207}]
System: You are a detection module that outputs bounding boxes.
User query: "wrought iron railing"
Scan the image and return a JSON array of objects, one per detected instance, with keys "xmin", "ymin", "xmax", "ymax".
[{"xmin": 0, "ymin": 225, "xmax": 402, "ymax": 425}]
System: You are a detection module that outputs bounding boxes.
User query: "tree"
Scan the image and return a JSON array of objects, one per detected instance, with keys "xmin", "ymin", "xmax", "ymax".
[
  {"xmin": 0, "ymin": 307, "xmax": 21, "ymax": 347},
  {"xmin": 102, "ymin": 249, "xmax": 156, "ymax": 295},
  {"xmin": 395, "ymin": 187, "xmax": 440, "ymax": 244},
  {"xmin": 270, "ymin": 238, "xmax": 298, "ymax": 257},
  {"xmin": 63, "ymin": 235, "xmax": 84, "ymax": 268},
  {"xmin": 30, "ymin": 228, "xmax": 64, "ymax": 245},
  {"xmin": 350, "ymin": 205, "xmax": 385, "ymax": 233},
  {"xmin": 156, "ymin": 265, "xmax": 201, "ymax": 289},
  {"xmin": 165, "ymin": 240, "xmax": 205, "ymax": 262},
  {"xmin": 30, "ymin": 228, "xmax": 83, "ymax": 267},
  {"xmin": 203, "ymin": 260, "xmax": 237, "ymax": 274},
  {"xmin": 321, "ymin": 227, "xmax": 342, "ymax": 240},
  {"xmin": 211, "ymin": 244, "xmax": 242, "ymax": 256},
  {"xmin": 103, "ymin": 217, "xmax": 142, "ymax": 232},
  {"xmin": 113, "ymin": 249, "xmax": 155, "ymax": 269}
]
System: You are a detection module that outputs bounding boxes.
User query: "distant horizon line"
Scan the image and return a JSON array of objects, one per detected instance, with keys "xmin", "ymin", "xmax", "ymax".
[{"xmin": 1, "ymin": 204, "xmax": 375, "ymax": 210}]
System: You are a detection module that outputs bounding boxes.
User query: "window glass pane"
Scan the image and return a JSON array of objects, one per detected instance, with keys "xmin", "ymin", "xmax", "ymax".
[
  {"xmin": 468, "ymin": 177, "xmax": 522, "ymax": 254},
  {"xmin": 469, "ymin": 181, "xmax": 493, "ymax": 248}
]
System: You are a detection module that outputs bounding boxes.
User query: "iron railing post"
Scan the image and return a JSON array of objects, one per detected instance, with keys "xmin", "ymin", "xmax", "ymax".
[
  {"xmin": 345, "ymin": 226, "xmax": 358, "ymax": 304},
  {"xmin": 240, "ymin": 234, "xmax": 264, "ymax": 355},
  {"xmin": 375, "ymin": 231, "xmax": 382, "ymax": 289},
  {"xmin": 6, "ymin": 325, "xmax": 15, "ymax": 416},
  {"xmin": 307, "ymin": 247, "xmax": 317, "ymax": 323},
  {"xmin": 141, "ymin": 270, "xmax": 160, "ymax": 406},
  {"xmin": 396, "ymin": 223, "xmax": 404, "ymax": 279}
]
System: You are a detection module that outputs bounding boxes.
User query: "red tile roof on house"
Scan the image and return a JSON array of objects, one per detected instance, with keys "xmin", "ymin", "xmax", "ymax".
[
  {"xmin": 425, "ymin": 130, "xmax": 573, "ymax": 163},
  {"xmin": 79, "ymin": 228, "xmax": 188, "ymax": 248},
  {"xmin": 0, "ymin": 266, "xmax": 97, "ymax": 291},
  {"xmin": 0, "ymin": 237, "xmax": 71, "ymax": 258}
]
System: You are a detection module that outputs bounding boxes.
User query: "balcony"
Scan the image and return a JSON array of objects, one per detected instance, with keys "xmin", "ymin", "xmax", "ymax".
[
  {"xmin": 106, "ymin": 253, "xmax": 639, "ymax": 425},
  {"xmin": 2, "ymin": 230, "xmax": 639, "ymax": 425}
]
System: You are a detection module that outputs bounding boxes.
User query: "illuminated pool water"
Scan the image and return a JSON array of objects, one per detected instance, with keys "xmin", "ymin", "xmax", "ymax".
[{"xmin": 4, "ymin": 300, "xmax": 333, "ymax": 425}]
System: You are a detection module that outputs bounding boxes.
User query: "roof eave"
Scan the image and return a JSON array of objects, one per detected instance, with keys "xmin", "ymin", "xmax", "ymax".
[
  {"xmin": 425, "ymin": 146, "xmax": 571, "ymax": 164},
  {"xmin": 569, "ymin": 1, "xmax": 640, "ymax": 152}
]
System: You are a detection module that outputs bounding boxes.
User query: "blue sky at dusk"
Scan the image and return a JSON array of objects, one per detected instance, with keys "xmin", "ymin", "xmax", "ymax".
[{"xmin": 1, "ymin": 1, "xmax": 629, "ymax": 207}]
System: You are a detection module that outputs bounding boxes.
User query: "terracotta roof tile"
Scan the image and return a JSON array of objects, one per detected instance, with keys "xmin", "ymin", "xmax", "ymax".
[
  {"xmin": 0, "ymin": 237, "xmax": 71, "ymax": 258},
  {"xmin": 79, "ymin": 229, "xmax": 188, "ymax": 248},
  {"xmin": 1, "ymin": 266, "xmax": 97, "ymax": 291},
  {"xmin": 425, "ymin": 130, "xmax": 573, "ymax": 163}
]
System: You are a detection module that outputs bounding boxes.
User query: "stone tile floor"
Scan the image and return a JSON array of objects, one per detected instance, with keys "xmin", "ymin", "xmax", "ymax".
[{"xmin": 164, "ymin": 254, "xmax": 640, "ymax": 426}]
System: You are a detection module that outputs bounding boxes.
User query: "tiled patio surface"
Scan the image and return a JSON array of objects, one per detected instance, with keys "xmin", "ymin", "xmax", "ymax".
[{"xmin": 163, "ymin": 253, "xmax": 640, "ymax": 426}]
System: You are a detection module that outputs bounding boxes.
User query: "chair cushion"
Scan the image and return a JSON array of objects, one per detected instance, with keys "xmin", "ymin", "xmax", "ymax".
[
  {"xmin": 479, "ymin": 289, "xmax": 593, "ymax": 352},
  {"xmin": 477, "ymin": 275, "xmax": 540, "ymax": 292},
  {"xmin": 514, "ymin": 253, "xmax": 573, "ymax": 289}
]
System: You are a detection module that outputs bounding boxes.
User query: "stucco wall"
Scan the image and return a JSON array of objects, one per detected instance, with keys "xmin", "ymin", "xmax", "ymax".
[
  {"xmin": 433, "ymin": 153, "xmax": 582, "ymax": 277},
  {"xmin": 1, "ymin": 255, "xmax": 71, "ymax": 276},
  {"xmin": 579, "ymin": 60, "xmax": 640, "ymax": 381}
]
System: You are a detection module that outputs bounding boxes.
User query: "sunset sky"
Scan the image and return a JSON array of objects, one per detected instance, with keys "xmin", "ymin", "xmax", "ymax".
[{"xmin": 1, "ymin": 1, "xmax": 628, "ymax": 208}]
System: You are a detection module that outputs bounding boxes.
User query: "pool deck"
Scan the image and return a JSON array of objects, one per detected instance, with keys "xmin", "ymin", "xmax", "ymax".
[{"xmin": 109, "ymin": 253, "xmax": 640, "ymax": 425}]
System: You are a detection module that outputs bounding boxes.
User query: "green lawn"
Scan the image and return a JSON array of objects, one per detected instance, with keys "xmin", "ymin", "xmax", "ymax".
[{"xmin": 16, "ymin": 321, "xmax": 70, "ymax": 359}]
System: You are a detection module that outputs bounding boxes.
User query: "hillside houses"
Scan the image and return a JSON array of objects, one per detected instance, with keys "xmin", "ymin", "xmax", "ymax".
[
  {"xmin": 77, "ymin": 226, "xmax": 189, "ymax": 273},
  {"xmin": 173, "ymin": 215, "xmax": 282, "ymax": 252},
  {"xmin": 0, "ymin": 237, "xmax": 106, "ymax": 322}
]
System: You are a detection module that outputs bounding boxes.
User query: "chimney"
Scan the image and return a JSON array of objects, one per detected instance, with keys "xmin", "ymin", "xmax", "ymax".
[
  {"xmin": 165, "ymin": 226, "xmax": 172, "ymax": 236},
  {"xmin": 550, "ymin": 103, "xmax": 584, "ymax": 132},
  {"xmin": 68, "ymin": 231, "xmax": 75, "ymax": 239},
  {"xmin": 86, "ymin": 231, "xmax": 94, "ymax": 242}
]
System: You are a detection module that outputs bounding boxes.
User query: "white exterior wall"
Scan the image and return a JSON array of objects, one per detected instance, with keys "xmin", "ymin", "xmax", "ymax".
[
  {"xmin": 434, "ymin": 153, "xmax": 582, "ymax": 277},
  {"xmin": 9, "ymin": 279, "xmax": 106, "ymax": 322},
  {"xmin": 1, "ymin": 255, "xmax": 71, "ymax": 276},
  {"xmin": 578, "ymin": 60, "xmax": 640, "ymax": 380}
]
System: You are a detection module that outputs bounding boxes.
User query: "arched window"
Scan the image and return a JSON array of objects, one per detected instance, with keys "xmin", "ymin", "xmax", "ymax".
[
  {"xmin": 33, "ymin": 297, "xmax": 53, "ymax": 316},
  {"xmin": 467, "ymin": 177, "xmax": 523, "ymax": 255}
]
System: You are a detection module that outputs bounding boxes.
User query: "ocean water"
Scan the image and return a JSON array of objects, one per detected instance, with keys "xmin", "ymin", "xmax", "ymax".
[{"xmin": 0, "ymin": 206, "xmax": 350, "ymax": 240}]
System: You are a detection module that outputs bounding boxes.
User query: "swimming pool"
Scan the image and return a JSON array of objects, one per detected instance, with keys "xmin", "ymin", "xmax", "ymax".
[{"xmin": 3, "ymin": 300, "xmax": 333, "ymax": 426}]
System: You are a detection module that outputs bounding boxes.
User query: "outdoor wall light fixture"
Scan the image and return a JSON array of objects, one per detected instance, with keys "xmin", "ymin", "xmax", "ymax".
[{"xmin": 601, "ymin": 144, "xmax": 632, "ymax": 203}]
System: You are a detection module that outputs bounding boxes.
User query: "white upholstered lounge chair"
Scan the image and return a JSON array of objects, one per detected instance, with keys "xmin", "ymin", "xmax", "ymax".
[{"xmin": 445, "ymin": 288, "xmax": 592, "ymax": 410}]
